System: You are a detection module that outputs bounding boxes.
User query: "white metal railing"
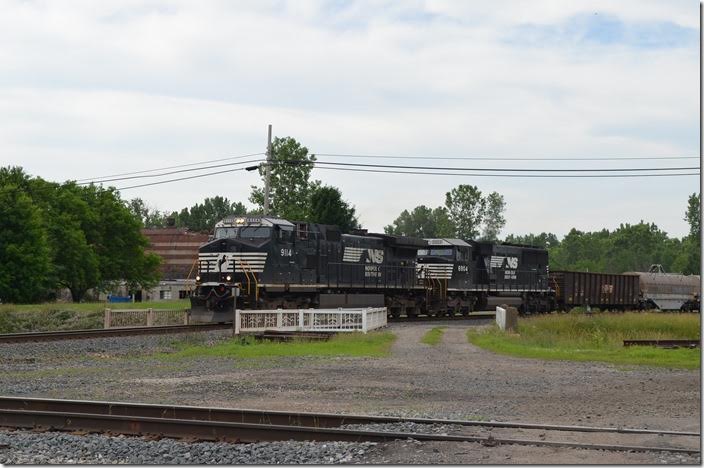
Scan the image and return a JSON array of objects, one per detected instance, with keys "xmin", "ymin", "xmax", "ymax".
[
  {"xmin": 234, "ymin": 307, "xmax": 387, "ymax": 335},
  {"xmin": 104, "ymin": 308, "xmax": 190, "ymax": 328}
]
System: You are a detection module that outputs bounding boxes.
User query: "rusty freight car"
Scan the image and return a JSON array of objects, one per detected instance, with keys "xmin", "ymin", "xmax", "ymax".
[{"xmin": 550, "ymin": 270, "xmax": 640, "ymax": 311}]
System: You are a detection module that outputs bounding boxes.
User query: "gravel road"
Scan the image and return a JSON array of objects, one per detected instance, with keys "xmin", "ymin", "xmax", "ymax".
[{"xmin": 0, "ymin": 320, "xmax": 699, "ymax": 464}]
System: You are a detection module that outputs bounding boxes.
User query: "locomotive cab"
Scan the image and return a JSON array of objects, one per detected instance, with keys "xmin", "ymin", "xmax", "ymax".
[{"xmin": 190, "ymin": 216, "xmax": 295, "ymax": 322}]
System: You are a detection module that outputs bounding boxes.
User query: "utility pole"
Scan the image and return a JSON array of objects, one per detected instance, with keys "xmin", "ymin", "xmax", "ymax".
[{"xmin": 263, "ymin": 124, "xmax": 272, "ymax": 216}]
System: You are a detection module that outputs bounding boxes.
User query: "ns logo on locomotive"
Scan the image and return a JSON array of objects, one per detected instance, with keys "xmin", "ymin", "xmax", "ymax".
[{"xmin": 189, "ymin": 216, "xmax": 553, "ymax": 322}]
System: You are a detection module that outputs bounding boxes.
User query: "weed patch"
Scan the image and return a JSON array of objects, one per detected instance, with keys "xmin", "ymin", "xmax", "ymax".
[
  {"xmin": 0, "ymin": 300, "xmax": 190, "ymax": 333},
  {"xmin": 161, "ymin": 331, "xmax": 396, "ymax": 360},
  {"xmin": 468, "ymin": 312, "xmax": 700, "ymax": 369},
  {"xmin": 421, "ymin": 327, "xmax": 446, "ymax": 346}
]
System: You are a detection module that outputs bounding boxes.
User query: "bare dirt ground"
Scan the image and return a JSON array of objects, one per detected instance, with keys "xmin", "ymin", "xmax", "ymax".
[{"xmin": 0, "ymin": 321, "xmax": 700, "ymax": 464}]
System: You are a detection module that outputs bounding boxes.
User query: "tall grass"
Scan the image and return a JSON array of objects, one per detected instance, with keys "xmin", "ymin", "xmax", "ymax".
[
  {"xmin": 0, "ymin": 299, "xmax": 191, "ymax": 333},
  {"xmin": 161, "ymin": 331, "xmax": 397, "ymax": 360},
  {"xmin": 468, "ymin": 312, "xmax": 700, "ymax": 369}
]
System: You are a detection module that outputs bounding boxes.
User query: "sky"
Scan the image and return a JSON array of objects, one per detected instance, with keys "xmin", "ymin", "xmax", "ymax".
[{"xmin": 0, "ymin": 0, "xmax": 700, "ymax": 238}]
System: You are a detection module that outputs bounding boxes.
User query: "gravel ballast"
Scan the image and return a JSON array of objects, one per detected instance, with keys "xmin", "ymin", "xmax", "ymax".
[
  {"xmin": 0, "ymin": 321, "xmax": 699, "ymax": 464},
  {"xmin": 0, "ymin": 429, "xmax": 375, "ymax": 465}
]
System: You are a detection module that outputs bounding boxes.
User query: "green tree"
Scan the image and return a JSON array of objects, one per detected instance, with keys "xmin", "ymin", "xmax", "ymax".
[
  {"xmin": 249, "ymin": 137, "xmax": 319, "ymax": 220},
  {"xmin": 127, "ymin": 198, "xmax": 167, "ymax": 228},
  {"xmin": 44, "ymin": 183, "xmax": 101, "ymax": 302},
  {"xmin": 685, "ymin": 193, "xmax": 701, "ymax": 241},
  {"xmin": 505, "ymin": 232, "xmax": 560, "ymax": 249},
  {"xmin": 174, "ymin": 196, "xmax": 247, "ymax": 232},
  {"xmin": 384, "ymin": 205, "xmax": 456, "ymax": 238},
  {"xmin": 605, "ymin": 222, "xmax": 673, "ymax": 273},
  {"xmin": 678, "ymin": 193, "xmax": 701, "ymax": 274},
  {"xmin": 445, "ymin": 185, "xmax": 486, "ymax": 239},
  {"xmin": 480, "ymin": 192, "xmax": 506, "ymax": 241},
  {"xmin": 308, "ymin": 185, "xmax": 359, "ymax": 232},
  {"xmin": 0, "ymin": 185, "xmax": 53, "ymax": 303},
  {"xmin": 81, "ymin": 185, "xmax": 162, "ymax": 297},
  {"xmin": 549, "ymin": 228, "xmax": 610, "ymax": 272}
]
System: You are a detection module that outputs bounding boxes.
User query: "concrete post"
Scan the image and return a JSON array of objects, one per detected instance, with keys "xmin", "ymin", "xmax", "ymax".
[
  {"xmin": 147, "ymin": 308, "xmax": 154, "ymax": 327},
  {"xmin": 361, "ymin": 308, "xmax": 368, "ymax": 333},
  {"xmin": 104, "ymin": 308, "xmax": 111, "ymax": 329}
]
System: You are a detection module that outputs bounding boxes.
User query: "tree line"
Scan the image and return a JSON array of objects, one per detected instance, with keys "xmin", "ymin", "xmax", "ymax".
[{"xmin": 0, "ymin": 167, "xmax": 161, "ymax": 303}]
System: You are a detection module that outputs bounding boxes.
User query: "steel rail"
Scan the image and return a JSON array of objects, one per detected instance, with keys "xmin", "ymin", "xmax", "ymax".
[
  {"xmin": 623, "ymin": 339, "xmax": 700, "ymax": 348},
  {"xmin": 0, "ymin": 397, "xmax": 698, "ymax": 438},
  {"xmin": 0, "ymin": 324, "xmax": 231, "ymax": 344},
  {"xmin": 0, "ymin": 408, "xmax": 697, "ymax": 455}
]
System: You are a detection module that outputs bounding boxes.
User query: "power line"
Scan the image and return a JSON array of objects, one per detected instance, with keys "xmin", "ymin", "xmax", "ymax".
[
  {"xmin": 281, "ymin": 160, "xmax": 699, "ymax": 173},
  {"xmin": 116, "ymin": 166, "xmax": 252, "ymax": 190},
  {"xmin": 78, "ymin": 158, "xmax": 265, "ymax": 185},
  {"xmin": 314, "ymin": 166, "xmax": 701, "ymax": 178},
  {"xmin": 76, "ymin": 152, "xmax": 265, "ymax": 183},
  {"xmin": 91, "ymin": 153, "xmax": 701, "ymax": 191},
  {"xmin": 313, "ymin": 153, "xmax": 699, "ymax": 161}
]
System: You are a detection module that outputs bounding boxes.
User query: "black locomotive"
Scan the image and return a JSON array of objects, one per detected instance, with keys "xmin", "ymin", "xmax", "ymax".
[{"xmin": 190, "ymin": 216, "xmax": 552, "ymax": 321}]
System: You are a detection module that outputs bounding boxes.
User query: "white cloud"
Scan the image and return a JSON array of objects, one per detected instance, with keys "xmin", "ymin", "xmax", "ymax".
[{"xmin": 0, "ymin": 0, "xmax": 698, "ymax": 238}]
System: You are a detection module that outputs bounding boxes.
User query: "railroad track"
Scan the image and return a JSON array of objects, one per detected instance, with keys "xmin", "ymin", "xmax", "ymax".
[
  {"xmin": 0, "ymin": 323, "xmax": 232, "ymax": 344},
  {"xmin": 0, "ymin": 397, "xmax": 698, "ymax": 454},
  {"xmin": 0, "ymin": 313, "xmax": 491, "ymax": 344}
]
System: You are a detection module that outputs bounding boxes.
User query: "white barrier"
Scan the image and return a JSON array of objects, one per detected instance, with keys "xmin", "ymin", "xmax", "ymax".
[
  {"xmin": 104, "ymin": 308, "xmax": 189, "ymax": 328},
  {"xmin": 495, "ymin": 305, "xmax": 518, "ymax": 331},
  {"xmin": 234, "ymin": 307, "xmax": 387, "ymax": 335},
  {"xmin": 495, "ymin": 306, "xmax": 507, "ymax": 330}
]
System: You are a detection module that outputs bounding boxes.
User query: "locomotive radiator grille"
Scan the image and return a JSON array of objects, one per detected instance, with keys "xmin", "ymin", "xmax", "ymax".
[{"xmin": 198, "ymin": 252, "xmax": 268, "ymax": 273}]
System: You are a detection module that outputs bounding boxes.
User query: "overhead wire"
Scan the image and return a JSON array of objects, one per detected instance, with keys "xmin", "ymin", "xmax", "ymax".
[
  {"xmin": 313, "ymin": 166, "xmax": 701, "ymax": 178},
  {"xmin": 116, "ymin": 166, "xmax": 253, "ymax": 190},
  {"xmin": 277, "ymin": 160, "xmax": 700, "ymax": 173},
  {"xmin": 77, "ymin": 158, "xmax": 265, "ymax": 185},
  {"xmin": 313, "ymin": 153, "xmax": 699, "ymax": 161},
  {"xmin": 75, "ymin": 152, "xmax": 265, "ymax": 183},
  {"xmin": 112, "ymin": 158, "xmax": 699, "ymax": 191}
]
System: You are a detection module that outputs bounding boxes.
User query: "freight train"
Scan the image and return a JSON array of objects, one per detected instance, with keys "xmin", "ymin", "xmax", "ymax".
[{"xmin": 189, "ymin": 216, "xmax": 700, "ymax": 321}]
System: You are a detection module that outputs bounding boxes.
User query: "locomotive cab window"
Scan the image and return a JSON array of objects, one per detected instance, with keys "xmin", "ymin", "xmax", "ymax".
[
  {"xmin": 214, "ymin": 227, "xmax": 239, "ymax": 239},
  {"xmin": 417, "ymin": 248, "xmax": 454, "ymax": 257},
  {"xmin": 239, "ymin": 227, "xmax": 272, "ymax": 239},
  {"xmin": 297, "ymin": 223, "xmax": 308, "ymax": 240},
  {"xmin": 278, "ymin": 227, "xmax": 293, "ymax": 242}
]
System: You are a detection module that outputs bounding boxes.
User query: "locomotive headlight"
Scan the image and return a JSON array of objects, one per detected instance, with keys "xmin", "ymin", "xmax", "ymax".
[
  {"xmin": 226, "ymin": 275, "xmax": 232, "ymax": 282},
  {"xmin": 195, "ymin": 275, "xmax": 201, "ymax": 282}
]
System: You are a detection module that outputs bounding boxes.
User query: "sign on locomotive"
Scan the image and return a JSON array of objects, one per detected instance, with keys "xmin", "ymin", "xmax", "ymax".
[{"xmin": 190, "ymin": 216, "xmax": 700, "ymax": 322}]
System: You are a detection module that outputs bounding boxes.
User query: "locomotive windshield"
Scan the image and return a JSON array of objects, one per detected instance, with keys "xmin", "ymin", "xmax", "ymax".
[
  {"xmin": 417, "ymin": 248, "xmax": 454, "ymax": 257},
  {"xmin": 214, "ymin": 227, "xmax": 239, "ymax": 239},
  {"xmin": 239, "ymin": 226, "xmax": 272, "ymax": 239},
  {"xmin": 214, "ymin": 226, "xmax": 272, "ymax": 239}
]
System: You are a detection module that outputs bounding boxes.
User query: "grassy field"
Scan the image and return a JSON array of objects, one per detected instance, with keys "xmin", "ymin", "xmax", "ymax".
[
  {"xmin": 162, "ymin": 331, "xmax": 397, "ymax": 360},
  {"xmin": 421, "ymin": 327, "xmax": 446, "ymax": 345},
  {"xmin": 0, "ymin": 299, "xmax": 191, "ymax": 333},
  {"xmin": 468, "ymin": 312, "xmax": 701, "ymax": 369}
]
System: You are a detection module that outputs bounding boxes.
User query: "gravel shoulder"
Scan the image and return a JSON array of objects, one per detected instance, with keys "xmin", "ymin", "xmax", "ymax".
[{"xmin": 0, "ymin": 320, "xmax": 699, "ymax": 464}]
